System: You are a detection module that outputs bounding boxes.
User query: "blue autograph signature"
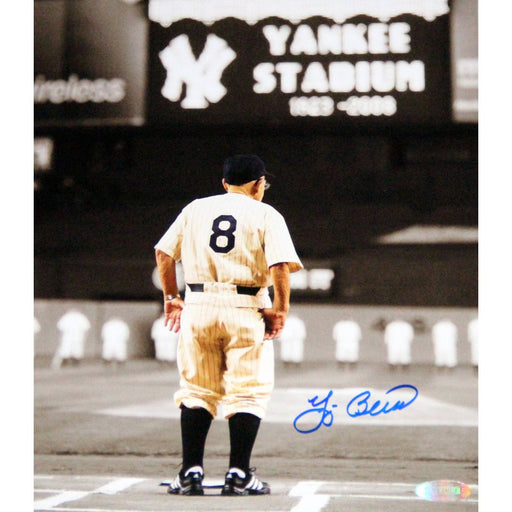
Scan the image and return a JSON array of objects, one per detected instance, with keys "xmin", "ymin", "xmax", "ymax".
[
  {"xmin": 293, "ymin": 390, "xmax": 338, "ymax": 434},
  {"xmin": 293, "ymin": 385, "xmax": 418, "ymax": 433},
  {"xmin": 346, "ymin": 384, "xmax": 418, "ymax": 418}
]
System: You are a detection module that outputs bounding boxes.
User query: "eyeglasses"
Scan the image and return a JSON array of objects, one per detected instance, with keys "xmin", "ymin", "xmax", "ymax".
[{"xmin": 254, "ymin": 178, "xmax": 271, "ymax": 190}]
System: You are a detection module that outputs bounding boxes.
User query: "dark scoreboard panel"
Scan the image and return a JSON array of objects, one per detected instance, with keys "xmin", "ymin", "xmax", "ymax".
[
  {"xmin": 34, "ymin": 0, "xmax": 476, "ymax": 128},
  {"xmin": 34, "ymin": 0, "xmax": 148, "ymax": 126},
  {"xmin": 148, "ymin": 0, "xmax": 452, "ymax": 126}
]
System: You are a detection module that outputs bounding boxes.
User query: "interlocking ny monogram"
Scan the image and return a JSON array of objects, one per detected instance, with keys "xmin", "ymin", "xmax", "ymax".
[{"xmin": 159, "ymin": 34, "xmax": 237, "ymax": 109}]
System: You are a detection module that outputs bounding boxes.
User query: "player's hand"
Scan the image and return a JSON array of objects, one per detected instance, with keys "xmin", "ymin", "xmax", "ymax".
[
  {"xmin": 164, "ymin": 297, "xmax": 184, "ymax": 333},
  {"xmin": 261, "ymin": 309, "xmax": 287, "ymax": 340}
]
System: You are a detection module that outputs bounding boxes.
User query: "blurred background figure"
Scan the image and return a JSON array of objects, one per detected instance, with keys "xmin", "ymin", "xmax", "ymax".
[
  {"xmin": 333, "ymin": 317, "xmax": 362, "ymax": 369},
  {"xmin": 384, "ymin": 319, "xmax": 414, "ymax": 370},
  {"xmin": 277, "ymin": 314, "xmax": 306, "ymax": 367},
  {"xmin": 151, "ymin": 313, "xmax": 179, "ymax": 366},
  {"xmin": 52, "ymin": 309, "xmax": 91, "ymax": 369},
  {"xmin": 431, "ymin": 318, "xmax": 458, "ymax": 370},
  {"xmin": 467, "ymin": 317, "xmax": 478, "ymax": 373},
  {"xmin": 34, "ymin": 316, "xmax": 41, "ymax": 337},
  {"xmin": 101, "ymin": 317, "xmax": 130, "ymax": 368}
]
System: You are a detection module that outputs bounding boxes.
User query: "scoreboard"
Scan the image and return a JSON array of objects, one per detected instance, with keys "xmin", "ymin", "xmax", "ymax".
[
  {"xmin": 34, "ymin": 0, "xmax": 477, "ymax": 127},
  {"xmin": 148, "ymin": 0, "xmax": 452, "ymax": 125}
]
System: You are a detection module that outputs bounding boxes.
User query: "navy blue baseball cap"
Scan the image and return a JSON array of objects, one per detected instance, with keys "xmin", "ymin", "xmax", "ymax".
[{"xmin": 222, "ymin": 154, "xmax": 274, "ymax": 185}]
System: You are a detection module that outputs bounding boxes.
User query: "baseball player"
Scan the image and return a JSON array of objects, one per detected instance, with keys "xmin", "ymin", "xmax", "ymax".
[
  {"xmin": 52, "ymin": 309, "xmax": 91, "ymax": 369},
  {"xmin": 431, "ymin": 319, "xmax": 458, "ymax": 370},
  {"xmin": 154, "ymin": 155, "xmax": 303, "ymax": 496},
  {"xmin": 101, "ymin": 317, "xmax": 130, "ymax": 367},
  {"xmin": 384, "ymin": 319, "xmax": 414, "ymax": 370},
  {"xmin": 151, "ymin": 313, "xmax": 179, "ymax": 365},
  {"xmin": 333, "ymin": 317, "xmax": 362, "ymax": 369},
  {"xmin": 277, "ymin": 313, "xmax": 306, "ymax": 366},
  {"xmin": 467, "ymin": 317, "xmax": 478, "ymax": 372}
]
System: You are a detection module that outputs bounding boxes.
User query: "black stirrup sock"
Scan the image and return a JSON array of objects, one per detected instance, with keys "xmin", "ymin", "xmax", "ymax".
[
  {"xmin": 180, "ymin": 404, "xmax": 213, "ymax": 472},
  {"xmin": 228, "ymin": 412, "xmax": 261, "ymax": 474}
]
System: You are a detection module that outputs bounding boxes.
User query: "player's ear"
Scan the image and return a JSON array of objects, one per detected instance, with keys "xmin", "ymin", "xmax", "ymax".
[
  {"xmin": 222, "ymin": 179, "xmax": 229, "ymax": 192},
  {"xmin": 249, "ymin": 179, "xmax": 262, "ymax": 197}
]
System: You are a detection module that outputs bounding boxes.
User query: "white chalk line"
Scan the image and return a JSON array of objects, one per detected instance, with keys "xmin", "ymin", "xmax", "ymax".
[
  {"xmin": 34, "ymin": 491, "xmax": 91, "ymax": 510},
  {"xmin": 94, "ymin": 478, "xmax": 146, "ymax": 495},
  {"xmin": 34, "ymin": 477, "xmax": 144, "ymax": 511},
  {"xmin": 289, "ymin": 481, "xmax": 330, "ymax": 512}
]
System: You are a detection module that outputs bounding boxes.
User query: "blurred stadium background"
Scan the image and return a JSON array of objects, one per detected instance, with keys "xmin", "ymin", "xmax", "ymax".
[{"xmin": 34, "ymin": 0, "xmax": 477, "ymax": 364}]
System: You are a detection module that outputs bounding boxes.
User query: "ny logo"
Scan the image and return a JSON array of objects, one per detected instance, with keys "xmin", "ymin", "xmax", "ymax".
[{"xmin": 159, "ymin": 34, "xmax": 237, "ymax": 109}]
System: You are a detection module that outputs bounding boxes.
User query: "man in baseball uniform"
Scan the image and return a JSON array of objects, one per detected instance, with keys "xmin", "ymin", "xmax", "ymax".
[
  {"xmin": 151, "ymin": 313, "xmax": 179, "ymax": 365},
  {"xmin": 333, "ymin": 317, "xmax": 362, "ymax": 369},
  {"xmin": 101, "ymin": 317, "xmax": 130, "ymax": 367},
  {"xmin": 52, "ymin": 309, "xmax": 91, "ymax": 369},
  {"xmin": 278, "ymin": 313, "xmax": 306, "ymax": 366},
  {"xmin": 431, "ymin": 318, "xmax": 458, "ymax": 370},
  {"xmin": 155, "ymin": 155, "xmax": 303, "ymax": 496},
  {"xmin": 467, "ymin": 317, "xmax": 478, "ymax": 373},
  {"xmin": 384, "ymin": 319, "xmax": 414, "ymax": 370}
]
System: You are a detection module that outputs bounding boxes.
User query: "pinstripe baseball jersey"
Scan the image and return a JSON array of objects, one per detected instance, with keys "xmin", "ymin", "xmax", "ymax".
[{"xmin": 155, "ymin": 192, "xmax": 303, "ymax": 308}]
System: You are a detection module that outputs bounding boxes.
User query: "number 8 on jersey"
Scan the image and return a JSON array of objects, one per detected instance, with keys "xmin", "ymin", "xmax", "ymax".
[{"xmin": 209, "ymin": 215, "xmax": 237, "ymax": 254}]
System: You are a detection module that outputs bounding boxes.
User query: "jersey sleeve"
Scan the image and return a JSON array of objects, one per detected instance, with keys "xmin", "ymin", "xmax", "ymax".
[
  {"xmin": 154, "ymin": 209, "xmax": 186, "ymax": 261},
  {"xmin": 263, "ymin": 209, "xmax": 303, "ymax": 273}
]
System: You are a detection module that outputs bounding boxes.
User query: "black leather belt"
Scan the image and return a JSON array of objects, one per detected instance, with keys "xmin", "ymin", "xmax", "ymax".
[{"xmin": 187, "ymin": 283, "xmax": 260, "ymax": 296}]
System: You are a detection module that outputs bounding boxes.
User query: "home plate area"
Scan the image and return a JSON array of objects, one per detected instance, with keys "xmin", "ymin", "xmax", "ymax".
[
  {"xmin": 94, "ymin": 387, "xmax": 477, "ymax": 427},
  {"xmin": 34, "ymin": 475, "xmax": 478, "ymax": 512}
]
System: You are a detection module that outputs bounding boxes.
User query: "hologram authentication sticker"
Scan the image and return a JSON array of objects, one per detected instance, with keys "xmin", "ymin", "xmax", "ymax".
[{"xmin": 415, "ymin": 480, "xmax": 471, "ymax": 502}]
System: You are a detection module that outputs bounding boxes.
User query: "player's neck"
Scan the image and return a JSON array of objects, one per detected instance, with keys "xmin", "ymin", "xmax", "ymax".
[{"xmin": 226, "ymin": 187, "xmax": 257, "ymax": 199}]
